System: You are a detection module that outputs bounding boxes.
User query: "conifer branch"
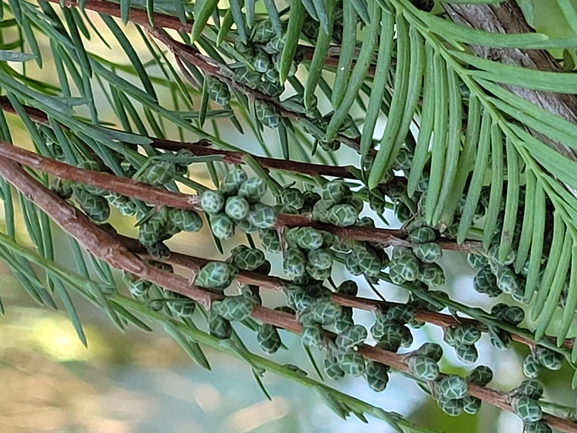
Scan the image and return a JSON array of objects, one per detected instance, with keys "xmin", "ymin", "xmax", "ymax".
[
  {"xmin": 43, "ymin": 0, "xmax": 364, "ymax": 152},
  {"xmin": 48, "ymin": 0, "xmax": 374, "ymax": 75},
  {"xmin": 0, "ymin": 96, "xmax": 359, "ymax": 180},
  {"xmin": 113, "ymin": 232, "xmax": 575, "ymax": 352},
  {"xmin": 0, "ymin": 141, "xmax": 481, "ymax": 251},
  {"xmin": 1, "ymin": 151, "xmax": 575, "ymax": 433}
]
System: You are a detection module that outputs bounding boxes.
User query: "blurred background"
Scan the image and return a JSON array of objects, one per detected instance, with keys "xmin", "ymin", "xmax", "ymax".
[{"xmin": 1, "ymin": 1, "xmax": 577, "ymax": 432}]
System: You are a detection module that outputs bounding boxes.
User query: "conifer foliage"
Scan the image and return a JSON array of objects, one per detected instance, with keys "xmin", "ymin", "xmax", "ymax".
[{"xmin": 1, "ymin": 0, "xmax": 577, "ymax": 431}]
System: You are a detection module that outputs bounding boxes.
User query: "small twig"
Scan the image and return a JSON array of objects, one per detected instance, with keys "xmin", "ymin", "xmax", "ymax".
[
  {"xmin": 0, "ymin": 158, "xmax": 217, "ymax": 309},
  {"xmin": 0, "ymin": 97, "xmax": 358, "ymax": 181},
  {"xmin": 1, "ymin": 156, "xmax": 575, "ymax": 433},
  {"xmin": 112, "ymin": 232, "xmax": 575, "ymax": 352},
  {"xmin": 0, "ymin": 142, "xmax": 481, "ymax": 251},
  {"xmin": 0, "ymin": 141, "xmax": 201, "ymax": 209},
  {"xmin": 50, "ymin": 0, "xmax": 377, "ymax": 76},
  {"xmin": 149, "ymin": 29, "xmax": 364, "ymax": 151},
  {"xmin": 276, "ymin": 213, "xmax": 482, "ymax": 251},
  {"xmin": 45, "ymin": 0, "xmax": 365, "ymax": 152}
]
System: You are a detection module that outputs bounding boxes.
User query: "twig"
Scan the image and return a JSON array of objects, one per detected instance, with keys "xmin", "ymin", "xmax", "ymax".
[
  {"xmin": 0, "ymin": 159, "xmax": 217, "ymax": 309},
  {"xmin": 51, "ymin": 0, "xmax": 376, "ymax": 76},
  {"xmin": 0, "ymin": 141, "xmax": 481, "ymax": 251},
  {"xmin": 1, "ymin": 153, "xmax": 575, "ymax": 433},
  {"xmin": 113, "ymin": 232, "xmax": 575, "ymax": 352},
  {"xmin": 45, "ymin": 0, "xmax": 365, "ymax": 152},
  {"xmin": 0, "ymin": 141, "xmax": 201, "ymax": 209},
  {"xmin": 0, "ymin": 97, "xmax": 358, "ymax": 181}
]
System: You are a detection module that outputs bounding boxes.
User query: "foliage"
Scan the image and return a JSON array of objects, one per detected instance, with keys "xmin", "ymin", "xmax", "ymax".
[{"xmin": 1, "ymin": 0, "xmax": 577, "ymax": 431}]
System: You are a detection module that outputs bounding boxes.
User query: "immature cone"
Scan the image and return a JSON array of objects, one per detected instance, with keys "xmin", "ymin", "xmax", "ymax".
[
  {"xmin": 466, "ymin": 365, "xmax": 493, "ymax": 387},
  {"xmin": 415, "ymin": 242, "xmax": 442, "ymax": 263},
  {"xmin": 171, "ymin": 208, "xmax": 203, "ymax": 232},
  {"xmin": 137, "ymin": 161, "xmax": 176, "ymax": 186},
  {"xmin": 283, "ymin": 247, "xmax": 307, "ymax": 278},
  {"xmin": 307, "ymin": 249, "xmax": 333, "ymax": 270},
  {"xmin": 207, "ymin": 77, "xmax": 231, "ymax": 106},
  {"xmin": 515, "ymin": 380, "xmax": 544, "ymax": 400},
  {"xmin": 453, "ymin": 325, "xmax": 482, "ymax": 346},
  {"xmin": 225, "ymin": 196, "xmax": 250, "ymax": 220},
  {"xmin": 195, "ymin": 262, "xmax": 238, "ymax": 291},
  {"xmin": 212, "ymin": 296, "xmax": 254, "ymax": 321},
  {"xmin": 534, "ymin": 346, "xmax": 563, "ymax": 370},
  {"xmin": 407, "ymin": 227, "xmax": 436, "ymax": 244},
  {"xmin": 406, "ymin": 355, "xmax": 439, "ymax": 381},
  {"xmin": 419, "ymin": 263, "xmax": 446, "ymax": 286},
  {"xmin": 295, "ymin": 227, "xmax": 325, "ymax": 250},
  {"xmin": 258, "ymin": 229, "xmax": 280, "ymax": 253},
  {"xmin": 489, "ymin": 326, "xmax": 513, "ymax": 350},
  {"xmin": 281, "ymin": 188, "xmax": 305, "ymax": 211},
  {"xmin": 220, "ymin": 168, "xmax": 248, "ymax": 196},
  {"xmin": 365, "ymin": 358, "xmax": 390, "ymax": 391},
  {"xmin": 308, "ymin": 301, "xmax": 343, "ymax": 326},
  {"xmin": 336, "ymin": 351, "xmax": 365, "ymax": 377},
  {"xmin": 474, "ymin": 267, "xmax": 501, "ymax": 297},
  {"xmin": 455, "ymin": 344, "xmax": 479, "ymax": 364},
  {"xmin": 437, "ymin": 398, "xmax": 464, "ymax": 417},
  {"xmin": 335, "ymin": 325, "xmax": 368, "ymax": 349},
  {"xmin": 238, "ymin": 177, "xmax": 267, "ymax": 202},
  {"xmin": 251, "ymin": 19, "xmax": 275, "ymax": 43},
  {"xmin": 255, "ymin": 100, "xmax": 279, "ymax": 128},
  {"xmin": 230, "ymin": 245, "xmax": 266, "ymax": 271},
  {"xmin": 321, "ymin": 179, "xmax": 347, "ymax": 203},
  {"xmin": 210, "ymin": 213, "xmax": 235, "ymax": 240},
  {"xmin": 436, "ymin": 375, "xmax": 468, "ymax": 400},
  {"xmin": 415, "ymin": 343, "xmax": 443, "ymax": 362},
  {"xmin": 467, "ymin": 252, "xmax": 489, "ymax": 269},
  {"xmin": 257, "ymin": 324, "xmax": 282, "ymax": 354},
  {"xmin": 523, "ymin": 354, "xmax": 543, "ymax": 378},
  {"xmin": 327, "ymin": 204, "xmax": 358, "ymax": 227},
  {"xmin": 201, "ymin": 190, "xmax": 225, "ymax": 214},
  {"xmin": 73, "ymin": 187, "xmax": 110, "ymax": 222},
  {"xmin": 208, "ymin": 314, "xmax": 232, "ymax": 339},
  {"xmin": 129, "ymin": 278, "xmax": 151, "ymax": 297},
  {"xmin": 336, "ymin": 281, "xmax": 358, "ymax": 296},
  {"xmin": 511, "ymin": 395, "xmax": 543, "ymax": 422},
  {"xmin": 462, "ymin": 396, "xmax": 482, "ymax": 415},
  {"xmin": 247, "ymin": 204, "xmax": 277, "ymax": 229},
  {"xmin": 167, "ymin": 293, "xmax": 196, "ymax": 317},
  {"xmin": 302, "ymin": 324, "xmax": 324, "ymax": 348}
]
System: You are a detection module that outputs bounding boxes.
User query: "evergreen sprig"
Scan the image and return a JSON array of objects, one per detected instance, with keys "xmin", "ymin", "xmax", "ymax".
[{"xmin": 1, "ymin": 0, "xmax": 577, "ymax": 432}]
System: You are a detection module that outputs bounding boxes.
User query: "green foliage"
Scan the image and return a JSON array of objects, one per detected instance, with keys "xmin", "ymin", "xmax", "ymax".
[{"xmin": 3, "ymin": 0, "xmax": 577, "ymax": 431}]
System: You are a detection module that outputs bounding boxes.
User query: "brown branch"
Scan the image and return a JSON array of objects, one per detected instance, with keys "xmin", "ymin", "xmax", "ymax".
[
  {"xmin": 0, "ymin": 142, "xmax": 481, "ymax": 251},
  {"xmin": 51, "ymin": 0, "xmax": 377, "ymax": 76},
  {"xmin": 113, "ymin": 232, "xmax": 574, "ymax": 351},
  {"xmin": 45, "ymin": 0, "xmax": 365, "ymax": 152},
  {"xmin": 0, "ymin": 159, "xmax": 217, "ymax": 309},
  {"xmin": 150, "ymin": 29, "xmax": 364, "ymax": 151},
  {"xmin": 0, "ymin": 141, "xmax": 201, "ymax": 209},
  {"xmin": 276, "ymin": 213, "xmax": 481, "ymax": 251},
  {"xmin": 1, "ymin": 154, "xmax": 575, "ymax": 432},
  {"xmin": 242, "ymin": 300, "xmax": 577, "ymax": 433},
  {"xmin": 0, "ymin": 96, "xmax": 358, "ymax": 180}
]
